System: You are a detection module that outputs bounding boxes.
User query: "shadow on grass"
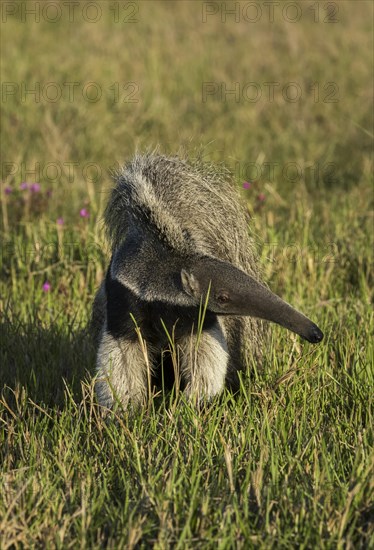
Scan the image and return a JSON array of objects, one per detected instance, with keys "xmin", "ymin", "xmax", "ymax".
[{"xmin": 0, "ymin": 317, "xmax": 96, "ymax": 407}]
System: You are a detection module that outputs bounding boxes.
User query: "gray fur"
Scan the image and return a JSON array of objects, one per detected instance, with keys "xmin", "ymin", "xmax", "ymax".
[{"xmin": 92, "ymin": 152, "xmax": 323, "ymax": 409}]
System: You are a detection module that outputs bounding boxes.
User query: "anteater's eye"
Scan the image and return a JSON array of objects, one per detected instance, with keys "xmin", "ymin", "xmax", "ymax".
[{"xmin": 217, "ymin": 293, "xmax": 229, "ymax": 304}]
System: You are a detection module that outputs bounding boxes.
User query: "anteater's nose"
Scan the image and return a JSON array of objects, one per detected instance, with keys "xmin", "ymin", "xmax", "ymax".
[{"xmin": 307, "ymin": 324, "xmax": 324, "ymax": 344}]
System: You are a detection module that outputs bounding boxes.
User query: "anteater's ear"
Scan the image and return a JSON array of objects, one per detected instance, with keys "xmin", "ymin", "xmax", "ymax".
[{"xmin": 181, "ymin": 269, "xmax": 201, "ymax": 298}]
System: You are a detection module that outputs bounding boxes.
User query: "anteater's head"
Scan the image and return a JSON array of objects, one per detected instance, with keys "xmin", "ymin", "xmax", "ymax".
[{"xmin": 181, "ymin": 256, "xmax": 323, "ymax": 344}]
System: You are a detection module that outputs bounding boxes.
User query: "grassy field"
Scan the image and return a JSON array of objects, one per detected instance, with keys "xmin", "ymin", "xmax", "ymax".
[{"xmin": 1, "ymin": 0, "xmax": 373, "ymax": 547}]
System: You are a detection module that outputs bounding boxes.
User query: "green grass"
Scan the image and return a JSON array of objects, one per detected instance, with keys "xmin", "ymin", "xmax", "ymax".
[{"xmin": 1, "ymin": 1, "xmax": 373, "ymax": 547}]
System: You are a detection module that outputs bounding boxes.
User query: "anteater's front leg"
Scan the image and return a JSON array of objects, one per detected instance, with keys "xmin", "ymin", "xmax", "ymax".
[
  {"xmin": 179, "ymin": 320, "xmax": 229, "ymax": 402},
  {"xmin": 96, "ymin": 326, "xmax": 152, "ymax": 409}
]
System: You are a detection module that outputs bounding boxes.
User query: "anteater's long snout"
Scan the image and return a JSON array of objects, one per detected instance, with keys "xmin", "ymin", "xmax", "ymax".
[{"xmin": 238, "ymin": 276, "xmax": 324, "ymax": 343}]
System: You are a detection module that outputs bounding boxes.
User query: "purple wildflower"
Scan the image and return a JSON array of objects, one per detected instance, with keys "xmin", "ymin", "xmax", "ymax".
[
  {"xmin": 42, "ymin": 281, "xmax": 51, "ymax": 292},
  {"xmin": 4, "ymin": 187, "xmax": 12, "ymax": 195},
  {"xmin": 242, "ymin": 181, "xmax": 251, "ymax": 189},
  {"xmin": 56, "ymin": 217, "xmax": 64, "ymax": 226},
  {"xmin": 79, "ymin": 208, "xmax": 90, "ymax": 218},
  {"xmin": 20, "ymin": 182, "xmax": 29, "ymax": 190},
  {"xmin": 30, "ymin": 183, "xmax": 41, "ymax": 193}
]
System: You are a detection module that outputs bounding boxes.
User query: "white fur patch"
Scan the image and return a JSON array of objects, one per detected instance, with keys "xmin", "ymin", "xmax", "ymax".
[
  {"xmin": 96, "ymin": 325, "xmax": 153, "ymax": 408},
  {"xmin": 180, "ymin": 322, "xmax": 229, "ymax": 400}
]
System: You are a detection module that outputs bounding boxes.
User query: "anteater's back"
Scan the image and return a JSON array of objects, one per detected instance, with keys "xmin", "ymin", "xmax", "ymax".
[{"xmin": 106, "ymin": 153, "xmax": 260, "ymax": 276}]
